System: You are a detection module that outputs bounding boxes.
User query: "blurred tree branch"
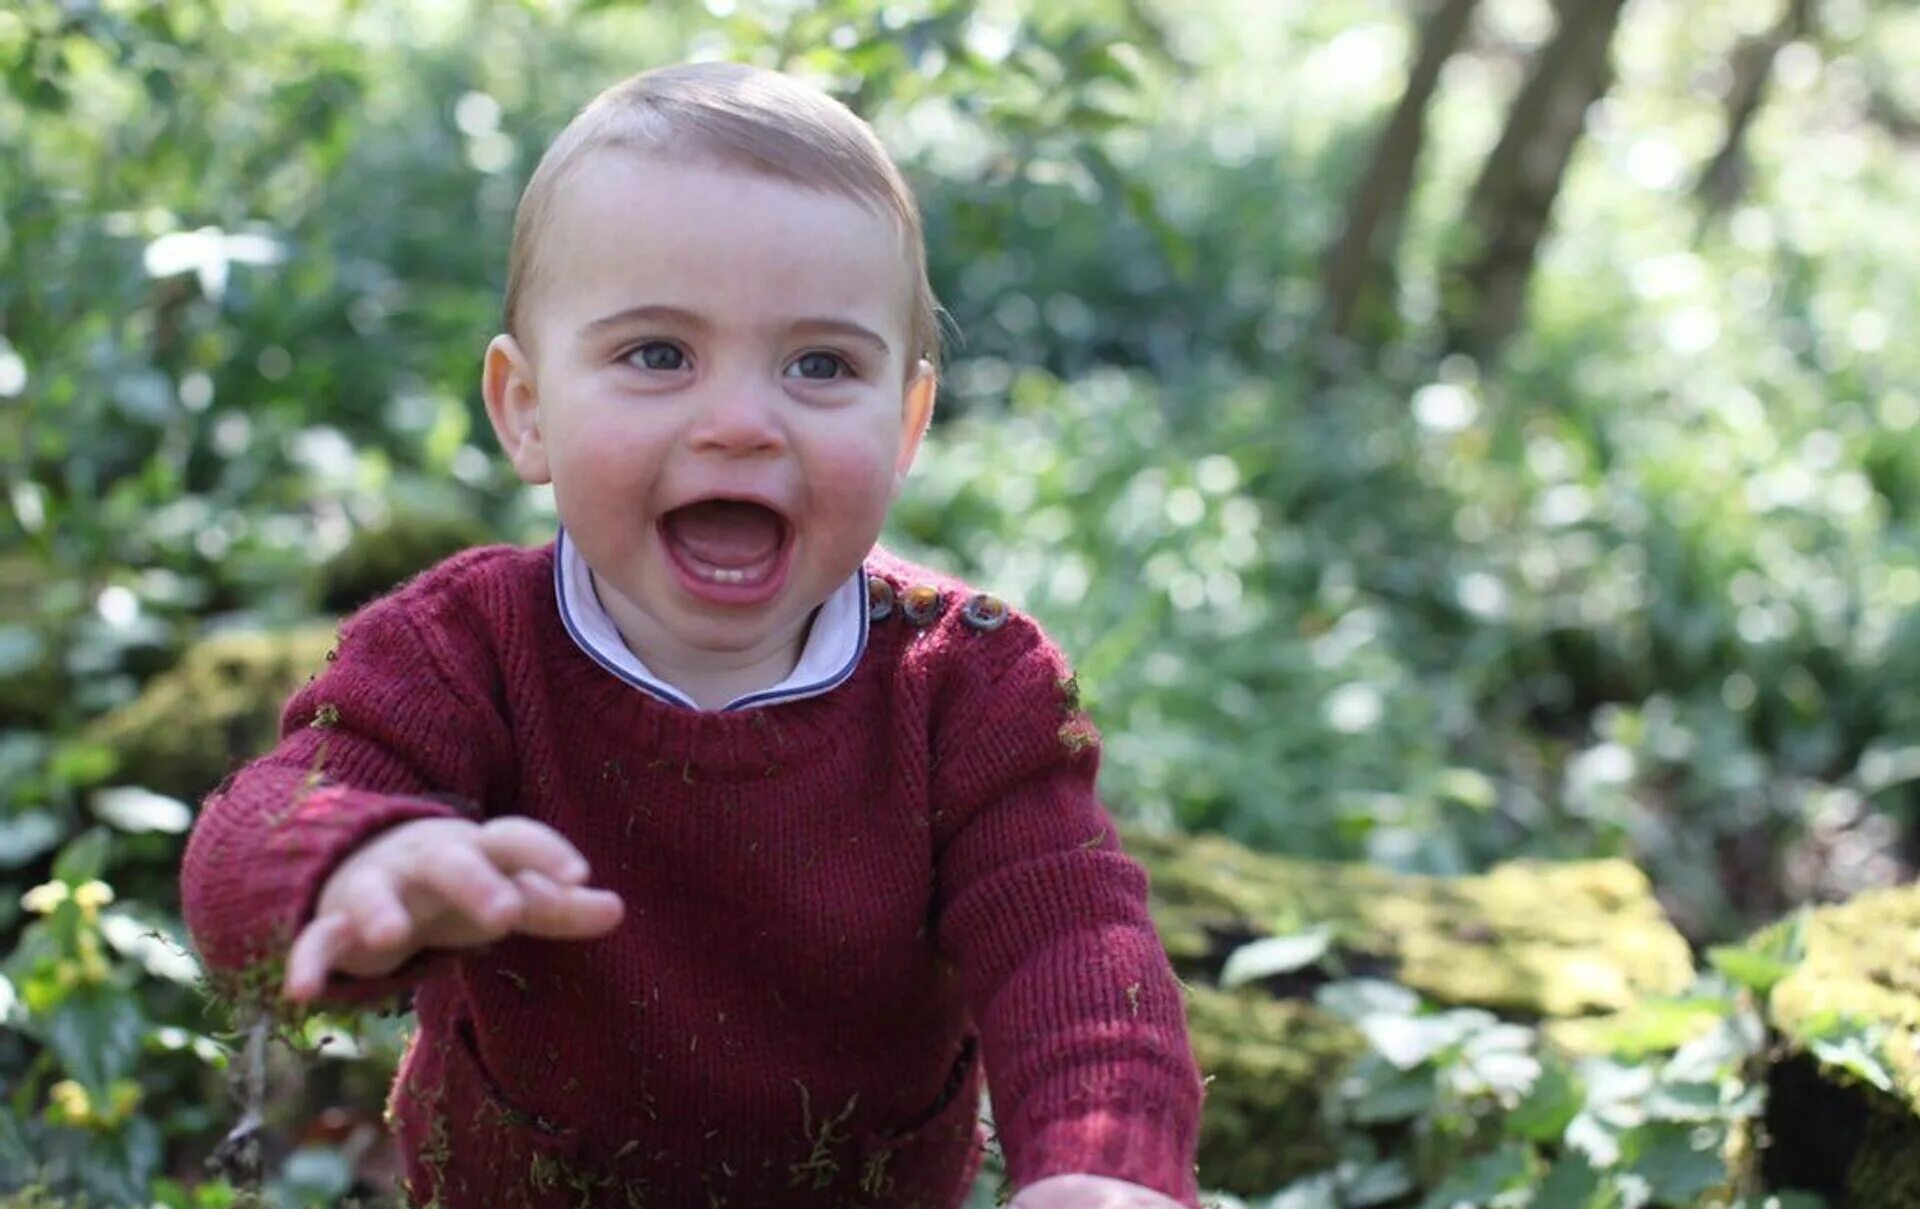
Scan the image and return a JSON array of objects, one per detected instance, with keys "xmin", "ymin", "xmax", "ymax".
[
  {"xmin": 1321, "ymin": 0, "xmax": 1482, "ymax": 347},
  {"xmin": 1441, "ymin": 0, "xmax": 1631, "ymax": 361},
  {"xmin": 1694, "ymin": 0, "xmax": 1819, "ymax": 218}
]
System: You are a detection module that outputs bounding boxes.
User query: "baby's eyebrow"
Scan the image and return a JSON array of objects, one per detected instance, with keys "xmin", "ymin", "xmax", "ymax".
[
  {"xmin": 577, "ymin": 304, "xmax": 890, "ymax": 358},
  {"xmin": 785, "ymin": 317, "xmax": 890, "ymax": 358},
  {"xmin": 579, "ymin": 303, "xmax": 707, "ymax": 342}
]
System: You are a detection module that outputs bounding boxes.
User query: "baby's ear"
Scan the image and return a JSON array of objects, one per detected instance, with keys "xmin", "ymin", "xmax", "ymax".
[
  {"xmin": 482, "ymin": 334, "xmax": 551, "ymax": 485},
  {"xmin": 893, "ymin": 358, "xmax": 937, "ymax": 494}
]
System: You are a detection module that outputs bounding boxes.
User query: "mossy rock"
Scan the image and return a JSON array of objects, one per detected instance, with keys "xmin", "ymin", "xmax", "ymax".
[
  {"xmin": 1758, "ymin": 885, "xmax": 1920, "ymax": 1208},
  {"xmin": 1124, "ymin": 829, "xmax": 1696, "ymax": 1193},
  {"xmin": 1129, "ymin": 829, "xmax": 1695, "ymax": 1016},
  {"xmin": 314, "ymin": 511, "xmax": 492, "ymax": 614},
  {"xmin": 0, "ymin": 554, "xmax": 66, "ymax": 729},
  {"xmin": 83, "ymin": 626, "xmax": 337, "ymax": 801},
  {"xmin": 86, "ymin": 511, "xmax": 488, "ymax": 801},
  {"xmin": 1182, "ymin": 985, "xmax": 1360, "ymax": 1192}
]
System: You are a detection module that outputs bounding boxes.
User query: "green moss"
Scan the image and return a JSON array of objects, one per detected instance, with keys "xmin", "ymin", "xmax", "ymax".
[
  {"xmin": 83, "ymin": 626, "xmax": 336, "ymax": 801},
  {"xmin": 1844, "ymin": 1103, "xmax": 1920, "ymax": 1208},
  {"xmin": 0, "ymin": 555, "xmax": 67, "ymax": 729},
  {"xmin": 1184, "ymin": 984, "xmax": 1360, "ymax": 1192},
  {"xmin": 315, "ymin": 512, "xmax": 491, "ymax": 614},
  {"xmin": 1759, "ymin": 885, "xmax": 1920, "ymax": 1207},
  {"xmin": 1127, "ymin": 829, "xmax": 1694, "ymax": 1016},
  {"xmin": 1125, "ymin": 829, "xmax": 1699, "ymax": 1195},
  {"xmin": 1767, "ymin": 885, "xmax": 1920, "ymax": 1111}
]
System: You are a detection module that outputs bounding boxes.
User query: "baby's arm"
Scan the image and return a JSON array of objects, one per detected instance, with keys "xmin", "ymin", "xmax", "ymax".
[
  {"xmin": 929, "ymin": 620, "xmax": 1204, "ymax": 1207},
  {"xmin": 180, "ymin": 554, "xmax": 587, "ymax": 1007}
]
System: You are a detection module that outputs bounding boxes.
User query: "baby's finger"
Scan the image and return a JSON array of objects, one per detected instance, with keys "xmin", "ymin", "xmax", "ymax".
[
  {"xmin": 284, "ymin": 912, "xmax": 354, "ymax": 1001},
  {"xmin": 411, "ymin": 842, "xmax": 525, "ymax": 933},
  {"xmin": 512, "ymin": 871, "xmax": 625, "ymax": 939},
  {"xmin": 342, "ymin": 874, "xmax": 414, "ymax": 951},
  {"xmin": 476, "ymin": 816, "xmax": 592, "ymax": 884}
]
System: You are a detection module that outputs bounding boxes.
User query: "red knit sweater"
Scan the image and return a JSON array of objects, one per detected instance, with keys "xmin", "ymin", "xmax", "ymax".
[{"xmin": 180, "ymin": 543, "xmax": 1203, "ymax": 1208}]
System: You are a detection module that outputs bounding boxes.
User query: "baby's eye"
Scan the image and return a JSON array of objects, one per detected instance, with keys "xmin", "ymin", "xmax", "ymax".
[
  {"xmin": 627, "ymin": 341, "xmax": 687, "ymax": 372},
  {"xmin": 786, "ymin": 351, "xmax": 852, "ymax": 382}
]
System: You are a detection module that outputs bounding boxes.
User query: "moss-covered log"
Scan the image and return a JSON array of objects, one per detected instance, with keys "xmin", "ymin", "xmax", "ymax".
[
  {"xmin": 1758, "ymin": 885, "xmax": 1920, "ymax": 1208},
  {"xmin": 1124, "ymin": 828, "xmax": 1698, "ymax": 1191},
  {"xmin": 1131, "ymin": 829, "xmax": 1695, "ymax": 1016}
]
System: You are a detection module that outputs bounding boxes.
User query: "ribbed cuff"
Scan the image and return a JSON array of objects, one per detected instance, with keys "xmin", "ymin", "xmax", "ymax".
[
  {"xmin": 1010, "ymin": 1108, "xmax": 1201, "ymax": 1208},
  {"xmin": 191, "ymin": 782, "xmax": 464, "ymax": 998},
  {"xmin": 264, "ymin": 785, "xmax": 464, "ymax": 927}
]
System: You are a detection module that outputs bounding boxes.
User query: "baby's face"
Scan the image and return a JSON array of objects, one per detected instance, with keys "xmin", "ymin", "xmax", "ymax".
[{"xmin": 493, "ymin": 150, "xmax": 932, "ymax": 682}]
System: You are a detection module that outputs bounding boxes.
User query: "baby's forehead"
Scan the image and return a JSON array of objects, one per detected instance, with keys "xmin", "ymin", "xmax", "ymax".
[
  {"xmin": 526, "ymin": 148, "xmax": 917, "ymax": 318},
  {"xmin": 554, "ymin": 144, "xmax": 903, "ymax": 235}
]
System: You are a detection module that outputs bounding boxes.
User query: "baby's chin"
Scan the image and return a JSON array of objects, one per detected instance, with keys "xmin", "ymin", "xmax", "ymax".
[{"xmin": 624, "ymin": 575, "xmax": 820, "ymax": 657}]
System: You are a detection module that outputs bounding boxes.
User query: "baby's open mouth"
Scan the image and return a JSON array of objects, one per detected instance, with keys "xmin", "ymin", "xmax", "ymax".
[{"xmin": 659, "ymin": 498, "xmax": 792, "ymax": 591}]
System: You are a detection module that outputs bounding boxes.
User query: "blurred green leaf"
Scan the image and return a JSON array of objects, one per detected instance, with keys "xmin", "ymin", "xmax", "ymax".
[
  {"xmin": 91, "ymin": 785, "xmax": 192, "ymax": 834},
  {"xmin": 43, "ymin": 982, "xmax": 144, "ymax": 1093},
  {"xmin": 1530, "ymin": 1153, "xmax": 1607, "ymax": 1208},
  {"xmin": 1619, "ymin": 1122, "xmax": 1728, "ymax": 1205},
  {"xmin": 51, "ymin": 826, "xmax": 111, "ymax": 883},
  {"xmin": 1707, "ymin": 919, "xmax": 1804, "ymax": 995},
  {"xmin": 0, "ymin": 809, "xmax": 63, "ymax": 868},
  {"xmin": 0, "ymin": 624, "xmax": 46, "ymax": 676},
  {"xmin": 1415, "ymin": 1141, "xmax": 1533, "ymax": 1209},
  {"xmin": 1509, "ymin": 1059, "xmax": 1584, "ymax": 1142},
  {"xmin": 1803, "ymin": 1018, "xmax": 1896, "ymax": 1095},
  {"xmin": 1218, "ymin": 926, "xmax": 1334, "ymax": 988}
]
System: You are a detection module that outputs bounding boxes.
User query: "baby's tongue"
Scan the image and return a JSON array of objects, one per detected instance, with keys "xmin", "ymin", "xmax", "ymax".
[{"xmin": 663, "ymin": 499, "xmax": 784, "ymax": 568}]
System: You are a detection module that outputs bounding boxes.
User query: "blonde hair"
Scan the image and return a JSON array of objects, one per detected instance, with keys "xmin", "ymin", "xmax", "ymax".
[{"xmin": 503, "ymin": 62, "xmax": 941, "ymax": 370}]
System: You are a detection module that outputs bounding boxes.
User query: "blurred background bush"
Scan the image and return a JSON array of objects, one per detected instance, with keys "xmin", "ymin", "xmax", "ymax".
[{"xmin": 3, "ymin": 0, "xmax": 1918, "ymax": 1202}]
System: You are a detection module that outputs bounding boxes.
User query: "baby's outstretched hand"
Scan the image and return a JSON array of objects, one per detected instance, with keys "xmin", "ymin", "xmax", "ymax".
[
  {"xmin": 283, "ymin": 816, "xmax": 624, "ymax": 1001},
  {"xmin": 1009, "ymin": 1175, "xmax": 1187, "ymax": 1209}
]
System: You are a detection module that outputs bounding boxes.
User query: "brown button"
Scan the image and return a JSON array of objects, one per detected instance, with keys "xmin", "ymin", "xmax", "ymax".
[
  {"xmin": 867, "ymin": 576, "xmax": 896, "ymax": 622},
  {"xmin": 901, "ymin": 585, "xmax": 945, "ymax": 626},
  {"xmin": 960, "ymin": 593, "xmax": 1009, "ymax": 632}
]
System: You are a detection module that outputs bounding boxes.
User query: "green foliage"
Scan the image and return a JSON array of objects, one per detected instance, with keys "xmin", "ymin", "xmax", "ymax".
[{"xmin": 1220, "ymin": 977, "xmax": 1776, "ymax": 1209}]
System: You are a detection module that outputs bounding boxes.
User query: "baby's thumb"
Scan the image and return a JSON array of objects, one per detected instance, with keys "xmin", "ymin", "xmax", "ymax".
[
  {"xmin": 512, "ymin": 871, "xmax": 624, "ymax": 939},
  {"xmin": 284, "ymin": 912, "xmax": 355, "ymax": 1002}
]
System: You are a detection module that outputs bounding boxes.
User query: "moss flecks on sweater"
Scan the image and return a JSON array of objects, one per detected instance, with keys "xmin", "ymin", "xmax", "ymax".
[{"xmin": 1126, "ymin": 829, "xmax": 1695, "ymax": 1016}]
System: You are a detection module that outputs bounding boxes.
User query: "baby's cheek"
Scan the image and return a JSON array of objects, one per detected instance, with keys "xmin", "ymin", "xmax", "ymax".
[{"xmin": 812, "ymin": 436, "xmax": 904, "ymax": 514}]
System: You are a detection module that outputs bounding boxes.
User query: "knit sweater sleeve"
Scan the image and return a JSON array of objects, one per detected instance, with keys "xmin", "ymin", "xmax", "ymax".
[
  {"xmin": 928, "ymin": 617, "xmax": 1203, "ymax": 1206},
  {"xmin": 179, "ymin": 552, "xmax": 518, "ymax": 1008}
]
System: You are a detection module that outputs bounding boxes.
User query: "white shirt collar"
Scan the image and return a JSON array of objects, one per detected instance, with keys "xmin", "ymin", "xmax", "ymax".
[{"xmin": 553, "ymin": 527, "xmax": 868, "ymax": 712}]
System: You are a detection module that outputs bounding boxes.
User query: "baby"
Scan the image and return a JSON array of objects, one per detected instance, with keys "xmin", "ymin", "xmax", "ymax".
[{"xmin": 181, "ymin": 62, "xmax": 1202, "ymax": 1208}]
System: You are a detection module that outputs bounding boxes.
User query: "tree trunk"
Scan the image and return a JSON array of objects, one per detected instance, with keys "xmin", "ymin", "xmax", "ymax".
[
  {"xmin": 1321, "ymin": 0, "xmax": 1483, "ymax": 345},
  {"xmin": 1441, "ymin": 0, "xmax": 1632, "ymax": 360},
  {"xmin": 1695, "ymin": 0, "xmax": 1818, "ymax": 216}
]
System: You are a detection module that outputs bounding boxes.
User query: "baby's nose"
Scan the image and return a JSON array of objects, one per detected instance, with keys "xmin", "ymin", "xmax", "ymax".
[{"xmin": 689, "ymin": 386, "xmax": 786, "ymax": 455}]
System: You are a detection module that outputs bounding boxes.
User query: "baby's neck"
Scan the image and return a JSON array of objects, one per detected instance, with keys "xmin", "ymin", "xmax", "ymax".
[
  {"xmin": 590, "ymin": 570, "xmax": 813, "ymax": 711},
  {"xmin": 639, "ymin": 642, "xmax": 806, "ymax": 711}
]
